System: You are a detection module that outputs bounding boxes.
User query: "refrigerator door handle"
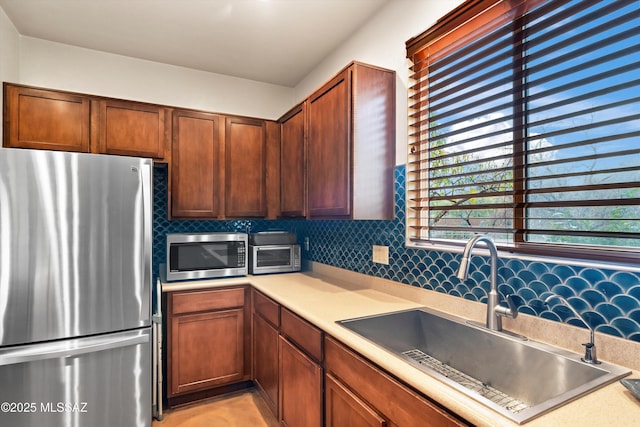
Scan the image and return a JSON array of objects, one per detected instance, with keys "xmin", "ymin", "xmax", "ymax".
[
  {"xmin": 0, "ymin": 331, "xmax": 149, "ymax": 366},
  {"xmin": 139, "ymin": 161, "xmax": 152, "ymax": 322}
]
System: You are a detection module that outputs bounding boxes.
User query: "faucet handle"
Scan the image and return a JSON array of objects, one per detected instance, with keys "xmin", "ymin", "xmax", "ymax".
[
  {"xmin": 505, "ymin": 294, "xmax": 519, "ymax": 318},
  {"xmin": 582, "ymin": 342, "xmax": 600, "ymax": 364},
  {"xmin": 495, "ymin": 294, "xmax": 519, "ymax": 319}
]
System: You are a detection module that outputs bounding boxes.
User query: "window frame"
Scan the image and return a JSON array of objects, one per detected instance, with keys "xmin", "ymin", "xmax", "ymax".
[{"xmin": 405, "ymin": 0, "xmax": 640, "ymax": 264}]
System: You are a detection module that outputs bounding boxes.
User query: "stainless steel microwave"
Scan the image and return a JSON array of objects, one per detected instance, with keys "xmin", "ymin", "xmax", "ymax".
[
  {"xmin": 166, "ymin": 232, "xmax": 248, "ymax": 281},
  {"xmin": 249, "ymin": 244, "xmax": 301, "ymax": 275}
]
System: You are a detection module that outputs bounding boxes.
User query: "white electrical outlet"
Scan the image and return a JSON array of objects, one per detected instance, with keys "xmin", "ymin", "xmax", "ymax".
[{"xmin": 372, "ymin": 245, "xmax": 389, "ymax": 265}]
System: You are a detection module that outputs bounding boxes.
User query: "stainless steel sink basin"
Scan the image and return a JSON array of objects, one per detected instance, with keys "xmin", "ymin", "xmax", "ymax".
[{"xmin": 337, "ymin": 308, "xmax": 630, "ymax": 424}]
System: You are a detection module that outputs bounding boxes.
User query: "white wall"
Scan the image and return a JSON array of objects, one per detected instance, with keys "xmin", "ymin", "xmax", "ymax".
[
  {"xmin": 294, "ymin": 0, "xmax": 464, "ymax": 165},
  {"xmin": 0, "ymin": 6, "xmax": 20, "ymax": 137},
  {"xmin": 18, "ymin": 36, "xmax": 295, "ymax": 120}
]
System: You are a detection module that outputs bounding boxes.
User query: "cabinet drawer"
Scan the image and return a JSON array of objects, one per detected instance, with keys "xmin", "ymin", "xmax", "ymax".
[
  {"xmin": 325, "ymin": 337, "xmax": 469, "ymax": 427},
  {"xmin": 280, "ymin": 308, "xmax": 322, "ymax": 362},
  {"xmin": 253, "ymin": 290, "xmax": 280, "ymax": 327},
  {"xmin": 171, "ymin": 287, "xmax": 245, "ymax": 315}
]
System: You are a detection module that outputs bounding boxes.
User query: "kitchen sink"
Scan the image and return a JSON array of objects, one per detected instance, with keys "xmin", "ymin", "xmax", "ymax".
[{"xmin": 337, "ymin": 308, "xmax": 630, "ymax": 424}]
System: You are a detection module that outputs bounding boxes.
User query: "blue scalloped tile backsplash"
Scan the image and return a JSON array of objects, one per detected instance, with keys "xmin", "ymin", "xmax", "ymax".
[{"xmin": 152, "ymin": 165, "xmax": 640, "ymax": 342}]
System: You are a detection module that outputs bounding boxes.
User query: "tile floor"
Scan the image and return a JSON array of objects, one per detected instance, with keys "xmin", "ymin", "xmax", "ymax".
[{"xmin": 153, "ymin": 390, "xmax": 278, "ymax": 427}]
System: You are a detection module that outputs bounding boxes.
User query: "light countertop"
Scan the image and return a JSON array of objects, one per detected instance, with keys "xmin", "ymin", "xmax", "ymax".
[{"xmin": 161, "ymin": 262, "xmax": 640, "ymax": 426}]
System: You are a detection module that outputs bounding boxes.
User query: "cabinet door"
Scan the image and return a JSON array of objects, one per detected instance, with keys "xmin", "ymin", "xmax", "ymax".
[
  {"xmin": 253, "ymin": 313, "xmax": 279, "ymax": 417},
  {"xmin": 279, "ymin": 103, "xmax": 306, "ymax": 217},
  {"xmin": 170, "ymin": 308, "xmax": 245, "ymax": 396},
  {"xmin": 325, "ymin": 337, "xmax": 469, "ymax": 427},
  {"xmin": 4, "ymin": 84, "xmax": 90, "ymax": 152},
  {"xmin": 96, "ymin": 99, "xmax": 166, "ymax": 159},
  {"xmin": 307, "ymin": 70, "xmax": 351, "ymax": 217},
  {"xmin": 171, "ymin": 110, "xmax": 222, "ymax": 218},
  {"xmin": 326, "ymin": 374, "xmax": 386, "ymax": 427},
  {"xmin": 279, "ymin": 336, "xmax": 322, "ymax": 427},
  {"xmin": 351, "ymin": 63, "xmax": 396, "ymax": 220},
  {"xmin": 225, "ymin": 116, "xmax": 267, "ymax": 217}
]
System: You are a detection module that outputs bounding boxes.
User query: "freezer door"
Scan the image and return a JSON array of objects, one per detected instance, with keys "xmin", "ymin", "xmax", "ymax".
[
  {"xmin": 0, "ymin": 328, "xmax": 151, "ymax": 427},
  {"xmin": 0, "ymin": 148, "xmax": 152, "ymax": 346}
]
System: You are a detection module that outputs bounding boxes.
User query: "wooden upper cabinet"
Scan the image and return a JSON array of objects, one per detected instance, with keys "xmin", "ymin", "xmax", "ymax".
[
  {"xmin": 307, "ymin": 70, "xmax": 351, "ymax": 218},
  {"xmin": 350, "ymin": 63, "xmax": 395, "ymax": 220},
  {"xmin": 279, "ymin": 103, "xmax": 306, "ymax": 218},
  {"xmin": 3, "ymin": 83, "xmax": 168, "ymax": 160},
  {"xmin": 171, "ymin": 112, "xmax": 275, "ymax": 220},
  {"xmin": 225, "ymin": 116, "xmax": 267, "ymax": 218},
  {"xmin": 171, "ymin": 109, "xmax": 223, "ymax": 218},
  {"xmin": 4, "ymin": 84, "xmax": 90, "ymax": 152},
  {"xmin": 305, "ymin": 62, "xmax": 396, "ymax": 220},
  {"xmin": 95, "ymin": 99, "xmax": 167, "ymax": 159},
  {"xmin": 265, "ymin": 120, "xmax": 282, "ymax": 219}
]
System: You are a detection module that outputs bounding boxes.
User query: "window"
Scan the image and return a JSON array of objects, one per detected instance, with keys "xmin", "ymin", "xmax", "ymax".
[{"xmin": 406, "ymin": 0, "xmax": 640, "ymax": 262}]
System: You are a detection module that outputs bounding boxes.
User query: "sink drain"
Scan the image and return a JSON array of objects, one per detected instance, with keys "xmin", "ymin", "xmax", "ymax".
[{"xmin": 401, "ymin": 349, "xmax": 529, "ymax": 414}]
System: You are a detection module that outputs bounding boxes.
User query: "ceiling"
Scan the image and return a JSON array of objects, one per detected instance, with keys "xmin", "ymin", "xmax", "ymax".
[{"xmin": 0, "ymin": 0, "xmax": 390, "ymax": 87}]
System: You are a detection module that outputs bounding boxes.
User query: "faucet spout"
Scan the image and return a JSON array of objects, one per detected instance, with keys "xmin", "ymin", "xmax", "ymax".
[
  {"xmin": 544, "ymin": 295, "xmax": 601, "ymax": 364},
  {"xmin": 457, "ymin": 235, "xmax": 516, "ymax": 331}
]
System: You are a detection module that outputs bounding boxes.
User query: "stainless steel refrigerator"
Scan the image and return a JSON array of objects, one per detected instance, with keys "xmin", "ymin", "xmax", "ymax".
[{"xmin": 0, "ymin": 148, "xmax": 152, "ymax": 427}]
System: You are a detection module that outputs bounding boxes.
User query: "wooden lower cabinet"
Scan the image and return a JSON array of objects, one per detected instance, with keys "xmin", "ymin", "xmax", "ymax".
[
  {"xmin": 324, "ymin": 337, "xmax": 470, "ymax": 427},
  {"xmin": 170, "ymin": 309, "xmax": 245, "ymax": 395},
  {"xmin": 279, "ymin": 336, "xmax": 323, "ymax": 427},
  {"xmin": 167, "ymin": 287, "xmax": 250, "ymax": 404},
  {"xmin": 251, "ymin": 290, "xmax": 323, "ymax": 427},
  {"xmin": 326, "ymin": 373, "xmax": 386, "ymax": 427},
  {"xmin": 165, "ymin": 286, "xmax": 471, "ymax": 425},
  {"xmin": 253, "ymin": 309, "xmax": 279, "ymax": 416}
]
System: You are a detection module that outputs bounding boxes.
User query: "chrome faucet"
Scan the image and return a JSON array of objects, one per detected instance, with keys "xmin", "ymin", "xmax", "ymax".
[
  {"xmin": 544, "ymin": 295, "xmax": 601, "ymax": 364},
  {"xmin": 456, "ymin": 235, "xmax": 517, "ymax": 332}
]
